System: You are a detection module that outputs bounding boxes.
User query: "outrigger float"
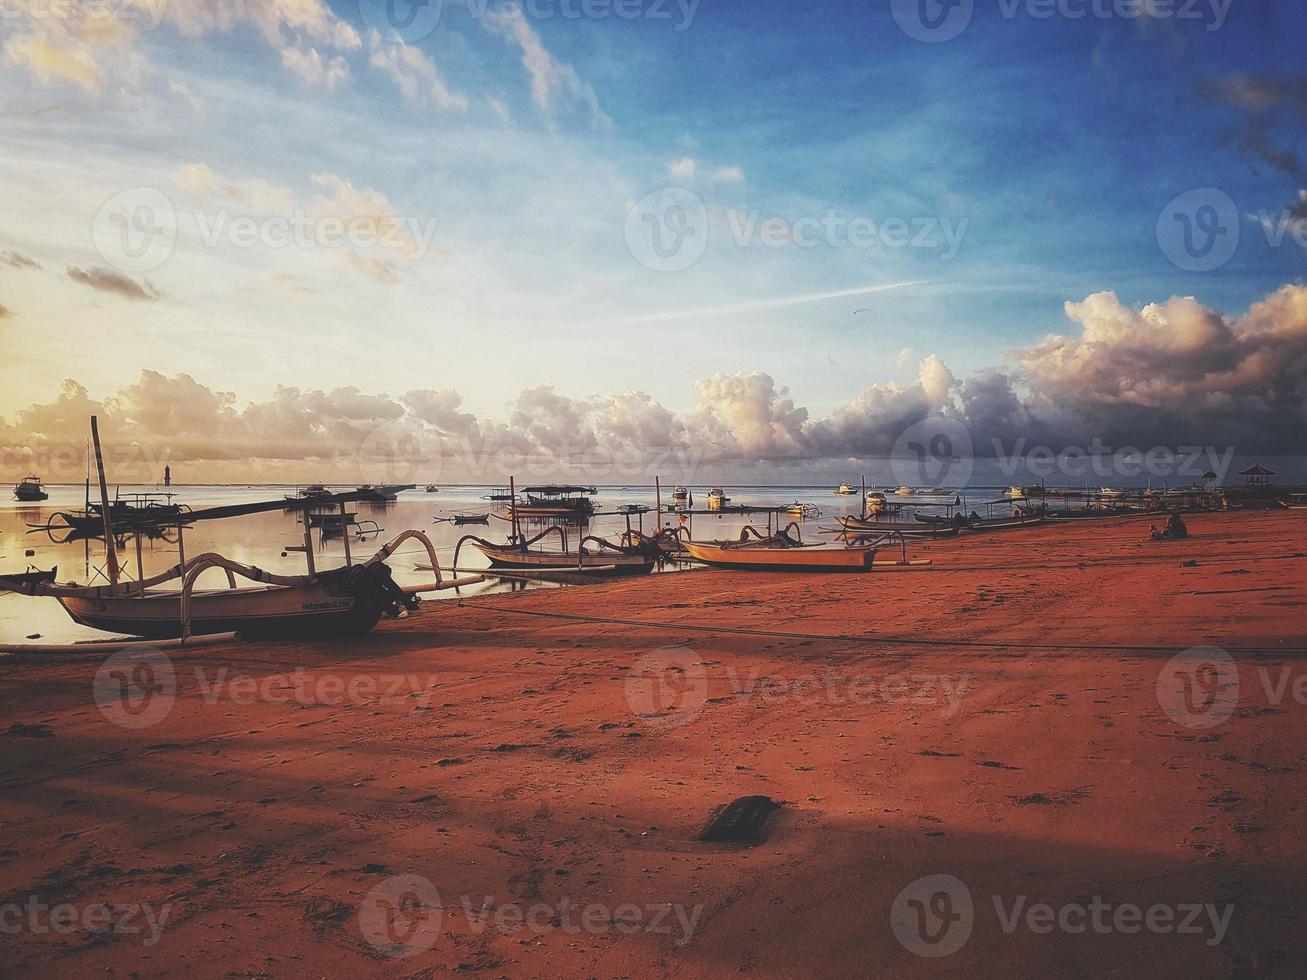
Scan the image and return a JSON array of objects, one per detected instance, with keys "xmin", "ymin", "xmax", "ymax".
[{"xmin": 0, "ymin": 418, "xmax": 483, "ymax": 644}]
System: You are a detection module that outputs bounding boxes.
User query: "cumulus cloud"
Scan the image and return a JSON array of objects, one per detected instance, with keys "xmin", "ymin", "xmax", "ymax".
[
  {"xmin": 66, "ymin": 266, "xmax": 165, "ymax": 301},
  {"xmin": 3, "ymin": 285, "xmax": 1305, "ymax": 482}
]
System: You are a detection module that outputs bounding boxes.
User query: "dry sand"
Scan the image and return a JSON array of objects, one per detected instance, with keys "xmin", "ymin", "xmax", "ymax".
[{"xmin": 1, "ymin": 510, "xmax": 1305, "ymax": 977}]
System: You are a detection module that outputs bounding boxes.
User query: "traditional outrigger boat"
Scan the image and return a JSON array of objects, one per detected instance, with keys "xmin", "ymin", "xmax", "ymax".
[
  {"xmin": 33, "ymin": 491, "xmax": 191, "ymax": 539},
  {"xmin": 680, "ymin": 524, "xmax": 930, "ymax": 573},
  {"xmin": 0, "ymin": 419, "xmax": 481, "ymax": 642},
  {"xmin": 454, "ymin": 525, "xmax": 658, "ymax": 575},
  {"xmin": 453, "ymin": 479, "xmax": 662, "ymax": 575},
  {"xmin": 914, "ymin": 512, "xmax": 1045, "ymax": 532},
  {"xmin": 834, "ymin": 514, "xmax": 960, "ymax": 538},
  {"xmin": 355, "ymin": 483, "xmax": 413, "ymax": 501},
  {"xmin": 13, "ymin": 475, "xmax": 48, "ymax": 501},
  {"xmin": 284, "ymin": 484, "xmax": 332, "ymax": 504},
  {"xmin": 510, "ymin": 485, "xmax": 598, "ymax": 519},
  {"xmin": 433, "ymin": 513, "xmax": 491, "ymax": 526}
]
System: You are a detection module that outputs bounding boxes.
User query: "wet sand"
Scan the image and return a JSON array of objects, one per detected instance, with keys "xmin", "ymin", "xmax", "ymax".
[{"xmin": 2, "ymin": 510, "xmax": 1305, "ymax": 977}]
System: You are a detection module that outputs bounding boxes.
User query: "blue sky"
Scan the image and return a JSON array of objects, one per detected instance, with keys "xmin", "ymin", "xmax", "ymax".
[{"xmin": 0, "ymin": 0, "xmax": 1303, "ymax": 479}]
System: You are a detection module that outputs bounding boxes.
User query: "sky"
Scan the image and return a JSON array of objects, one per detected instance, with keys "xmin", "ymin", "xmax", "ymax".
[{"xmin": 0, "ymin": 0, "xmax": 1304, "ymax": 484}]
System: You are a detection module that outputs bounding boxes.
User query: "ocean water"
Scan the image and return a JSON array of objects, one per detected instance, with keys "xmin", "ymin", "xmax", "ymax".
[{"xmin": 3, "ymin": 483, "xmax": 953, "ymax": 645}]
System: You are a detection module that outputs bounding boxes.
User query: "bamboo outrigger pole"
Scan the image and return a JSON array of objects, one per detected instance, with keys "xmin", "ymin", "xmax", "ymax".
[{"xmin": 90, "ymin": 416, "xmax": 120, "ymax": 589}]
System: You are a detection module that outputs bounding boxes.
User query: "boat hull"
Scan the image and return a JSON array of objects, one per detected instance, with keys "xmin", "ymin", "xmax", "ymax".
[
  {"xmin": 681, "ymin": 541, "xmax": 875, "ymax": 572},
  {"xmin": 473, "ymin": 543, "xmax": 653, "ymax": 575},
  {"xmin": 837, "ymin": 518, "xmax": 959, "ymax": 538},
  {"xmin": 58, "ymin": 584, "xmax": 383, "ymax": 640}
]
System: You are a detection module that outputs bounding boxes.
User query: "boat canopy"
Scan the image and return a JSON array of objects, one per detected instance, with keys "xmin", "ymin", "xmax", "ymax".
[{"xmin": 520, "ymin": 485, "xmax": 598, "ymax": 495}]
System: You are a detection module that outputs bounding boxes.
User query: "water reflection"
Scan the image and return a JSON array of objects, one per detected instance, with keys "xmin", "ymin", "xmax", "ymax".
[{"xmin": 0, "ymin": 483, "xmax": 879, "ymax": 644}]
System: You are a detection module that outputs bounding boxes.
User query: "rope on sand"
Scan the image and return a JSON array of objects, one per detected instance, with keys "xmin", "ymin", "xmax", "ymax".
[{"xmin": 475, "ymin": 607, "xmax": 1306, "ymax": 657}]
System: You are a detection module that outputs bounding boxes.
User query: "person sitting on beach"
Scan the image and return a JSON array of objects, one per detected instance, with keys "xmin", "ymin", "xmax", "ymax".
[
  {"xmin": 1150, "ymin": 513, "xmax": 1190, "ymax": 541},
  {"xmin": 1165, "ymin": 512, "xmax": 1189, "ymax": 539}
]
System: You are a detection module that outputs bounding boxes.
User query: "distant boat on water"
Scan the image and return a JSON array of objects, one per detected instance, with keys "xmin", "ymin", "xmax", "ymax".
[
  {"xmin": 834, "ymin": 482, "xmax": 858, "ymax": 495},
  {"xmin": 13, "ymin": 476, "xmax": 48, "ymax": 501}
]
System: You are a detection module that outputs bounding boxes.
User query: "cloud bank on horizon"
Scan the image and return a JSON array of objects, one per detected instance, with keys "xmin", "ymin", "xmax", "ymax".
[{"xmin": 3, "ymin": 284, "xmax": 1304, "ymax": 483}]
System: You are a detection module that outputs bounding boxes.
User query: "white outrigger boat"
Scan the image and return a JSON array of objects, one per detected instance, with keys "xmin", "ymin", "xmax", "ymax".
[{"xmin": 0, "ymin": 418, "xmax": 482, "ymax": 643}]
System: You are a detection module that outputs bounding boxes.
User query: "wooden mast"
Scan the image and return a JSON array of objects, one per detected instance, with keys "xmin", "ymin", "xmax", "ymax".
[
  {"xmin": 509, "ymin": 475, "xmax": 519, "ymax": 543},
  {"xmin": 90, "ymin": 416, "xmax": 120, "ymax": 589}
]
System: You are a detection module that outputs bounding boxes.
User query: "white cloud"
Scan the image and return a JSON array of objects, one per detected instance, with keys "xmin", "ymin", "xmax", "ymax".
[
  {"xmin": 281, "ymin": 46, "xmax": 351, "ymax": 90},
  {"xmin": 367, "ymin": 35, "xmax": 467, "ymax": 111},
  {"xmin": 668, "ymin": 157, "xmax": 697, "ymax": 182},
  {"xmin": 481, "ymin": 6, "xmax": 611, "ymax": 130}
]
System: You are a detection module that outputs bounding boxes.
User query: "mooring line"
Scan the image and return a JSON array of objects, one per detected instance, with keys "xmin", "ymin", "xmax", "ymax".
[{"xmin": 474, "ymin": 606, "xmax": 1305, "ymax": 657}]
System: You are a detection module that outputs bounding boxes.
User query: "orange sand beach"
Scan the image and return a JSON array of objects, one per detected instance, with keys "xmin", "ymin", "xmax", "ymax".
[{"xmin": 1, "ymin": 510, "xmax": 1305, "ymax": 977}]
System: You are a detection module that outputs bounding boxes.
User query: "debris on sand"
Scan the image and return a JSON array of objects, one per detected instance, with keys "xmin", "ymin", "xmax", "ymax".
[{"xmin": 698, "ymin": 795, "xmax": 781, "ymax": 845}]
